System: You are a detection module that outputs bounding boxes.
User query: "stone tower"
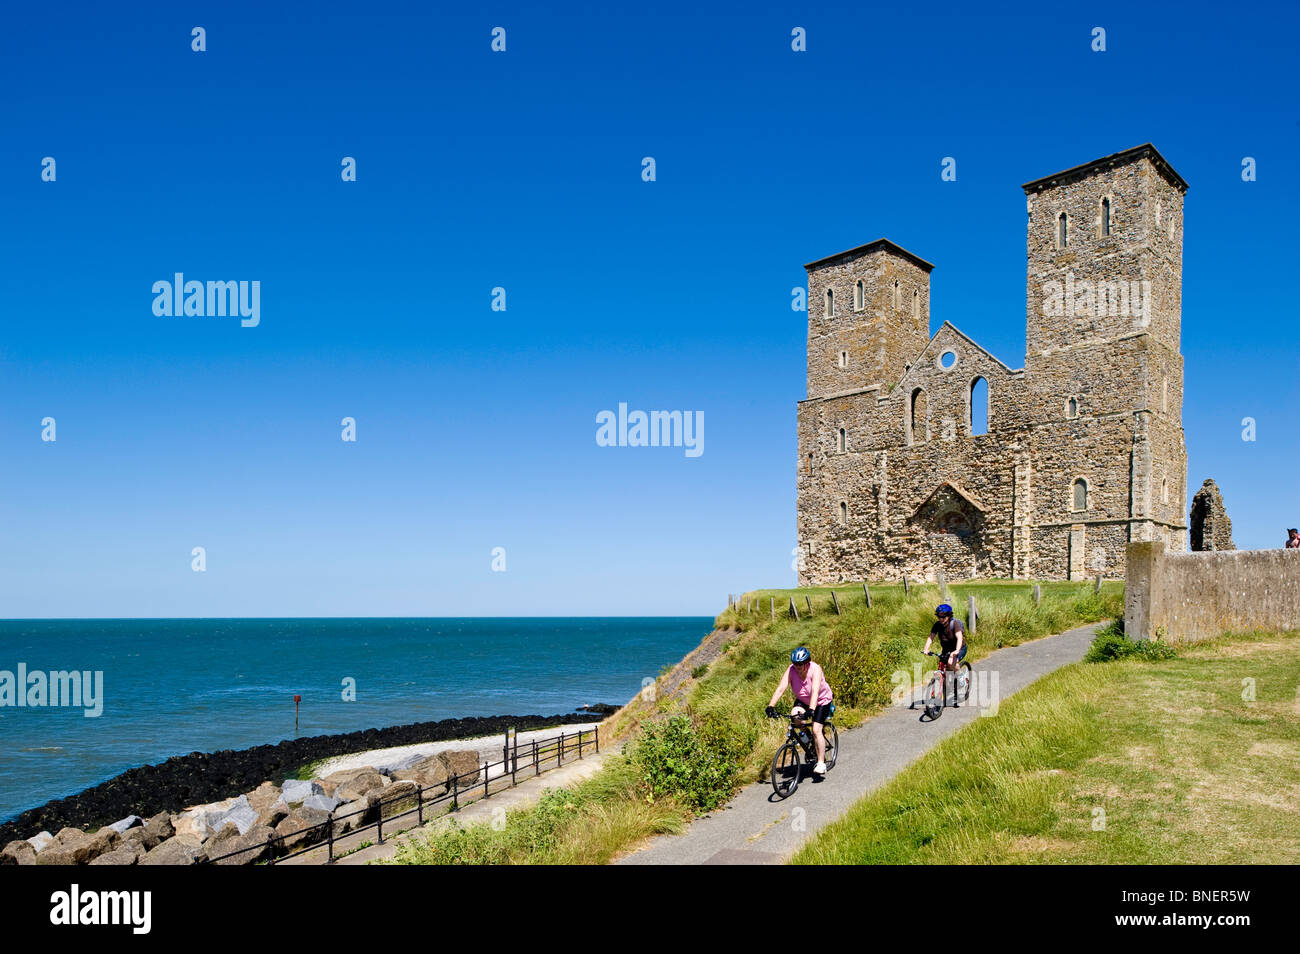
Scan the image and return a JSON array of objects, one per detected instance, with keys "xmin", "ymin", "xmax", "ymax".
[{"xmin": 804, "ymin": 239, "xmax": 932, "ymax": 400}]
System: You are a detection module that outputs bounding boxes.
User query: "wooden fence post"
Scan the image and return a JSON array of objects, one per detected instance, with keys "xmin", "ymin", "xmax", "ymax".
[
  {"xmin": 805, "ymin": 595, "xmax": 813, "ymax": 616},
  {"xmin": 770, "ymin": 597, "xmax": 775, "ymax": 620},
  {"xmin": 831, "ymin": 590, "xmax": 841, "ymax": 615},
  {"xmin": 789, "ymin": 597, "xmax": 799, "ymax": 621},
  {"xmin": 968, "ymin": 595, "xmax": 977, "ymax": 634},
  {"xmin": 1094, "ymin": 573, "xmax": 1102, "ymax": 594},
  {"xmin": 863, "ymin": 582, "xmax": 872, "ymax": 608},
  {"xmin": 937, "ymin": 568, "xmax": 948, "ymax": 600},
  {"xmin": 903, "ymin": 575, "xmax": 909, "ymax": 596}
]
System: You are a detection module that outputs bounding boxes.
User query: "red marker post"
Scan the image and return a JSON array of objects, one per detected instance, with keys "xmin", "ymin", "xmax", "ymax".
[{"xmin": 294, "ymin": 694, "xmax": 302, "ymax": 733}]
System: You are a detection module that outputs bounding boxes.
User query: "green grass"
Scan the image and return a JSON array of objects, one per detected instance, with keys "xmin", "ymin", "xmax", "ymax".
[
  {"xmin": 392, "ymin": 577, "xmax": 1121, "ymax": 865},
  {"xmin": 792, "ymin": 629, "xmax": 1300, "ymax": 864}
]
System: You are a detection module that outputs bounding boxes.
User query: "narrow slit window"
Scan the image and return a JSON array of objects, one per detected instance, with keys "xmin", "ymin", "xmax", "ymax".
[
  {"xmin": 825, "ymin": 288, "xmax": 834, "ymax": 317},
  {"xmin": 1100, "ymin": 197, "xmax": 1111, "ymax": 236},
  {"xmin": 1072, "ymin": 478, "xmax": 1088, "ymax": 511},
  {"xmin": 839, "ymin": 501, "xmax": 848, "ymax": 526},
  {"xmin": 1057, "ymin": 212, "xmax": 1068, "ymax": 248},
  {"xmin": 853, "ymin": 280, "xmax": 864, "ymax": 310},
  {"xmin": 912, "ymin": 289, "xmax": 920, "ymax": 321},
  {"xmin": 837, "ymin": 427, "xmax": 846, "ymax": 453}
]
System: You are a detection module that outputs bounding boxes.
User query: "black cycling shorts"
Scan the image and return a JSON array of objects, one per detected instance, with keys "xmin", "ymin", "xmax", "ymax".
[{"xmin": 794, "ymin": 701, "xmax": 834, "ymax": 724}]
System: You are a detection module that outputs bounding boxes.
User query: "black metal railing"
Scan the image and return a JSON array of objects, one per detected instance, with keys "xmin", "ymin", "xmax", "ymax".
[{"xmin": 200, "ymin": 726, "xmax": 599, "ymax": 866}]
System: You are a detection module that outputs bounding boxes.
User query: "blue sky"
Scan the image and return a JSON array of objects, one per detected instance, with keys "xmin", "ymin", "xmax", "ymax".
[{"xmin": 1, "ymin": 1, "xmax": 1296, "ymax": 617}]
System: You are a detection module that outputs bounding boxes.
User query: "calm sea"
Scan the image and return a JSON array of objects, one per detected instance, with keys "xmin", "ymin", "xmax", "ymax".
[{"xmin": 0, "ymin": 617, "xmax": 710, "ymax": 823}]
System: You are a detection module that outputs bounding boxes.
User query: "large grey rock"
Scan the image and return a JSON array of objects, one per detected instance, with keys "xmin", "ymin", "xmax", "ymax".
[
  {"xmin": 107, "ymin": 815, "xmax": 143, "ymax": 834},
  {"xmin": 371, "ymin": 752, "xmax": 425, "ymax": 775},
  {"xmin": 142, "ymin": 812, "xmax": 174, "ymax": 848},
  {"xmin": 89, "ymin": 843, "xmax": 144, "ymax": 866},
  {"xmin": 332, "ymin": 799, "xmax": 371, "ymax": 833},
  {"xmin": 394, "ymin": 754, "xmax": 450, "ymax": 791},
  {"xmin": 439, "ymin": 750, "xmax": 481, "ymax": 787},
  {"xmin": 2, "ymin": 840, "xmax": 36, "ymax": 865},
  {"xmin": 280, "ymin": 779, "xmax": 324, "ymax": 805},
  {"xmin": 209, "ymin": 824, "xmax": 275, "ymax": 866},
  {"xmin": 139, "ymin": 838, "xmax": 201, "ymax": 866},
  {"xmin": 319, "ymin": 767, "xmax": 377, "ymax": 797},
  {"xmin": 245, "ymin": 781, "xmax": 281, "ymax": 816},
  {"xmin": 26, "ymin": 831, "xmax": 54, "ymax": 853},
  {"xmin": 369, "ymin": 780, "xmax": 419, "ymax": 819},
  {"xmin": 334, "ymin": 770, "xmax": 385, "ymax": 803},
  {"xmin": 301, "ymin": 793, "xmax": 339, "ymax": 814},
  {"xmin": 256, "ymin": 798, "xmax": 290, "ymax": 830},
  {"xmin": 208, "ymin": 796, "xmax": 258, "ymax": 836},
  {"xmin": 37, "ymin": 828, "xmax": 97, "ymax": 865},
  {"xmin": 274, "ymin": 807, "xmax": 331, "ymax": 853}
]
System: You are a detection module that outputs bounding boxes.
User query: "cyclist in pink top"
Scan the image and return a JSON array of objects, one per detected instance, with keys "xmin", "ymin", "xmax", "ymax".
[{"xmin": 766, "ymin": 647, "xmax": 834, "ymax": 776}]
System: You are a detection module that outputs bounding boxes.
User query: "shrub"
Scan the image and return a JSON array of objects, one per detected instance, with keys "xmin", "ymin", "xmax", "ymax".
[
  {"xmin": 1085, "ymin": 623, "xmax": 1176, "ymax": 663},
  {"xmin": 631, "ymin": 715, "xmax": 739, "ymax": 812},
  {"xmin": 691, "ymin": 664, "xmax": 709, "ymax": 679}
]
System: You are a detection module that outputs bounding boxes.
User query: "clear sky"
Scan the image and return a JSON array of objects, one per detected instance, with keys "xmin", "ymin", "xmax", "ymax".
[{"xmin": 2, "ymin": 1, "xmax": 1296, "ymax": 617}]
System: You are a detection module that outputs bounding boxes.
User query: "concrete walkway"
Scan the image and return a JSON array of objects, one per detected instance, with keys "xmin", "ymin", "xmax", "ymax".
[{"xmin": 617, "ymin": 622, "xmax": 1101, "ymax": 865}]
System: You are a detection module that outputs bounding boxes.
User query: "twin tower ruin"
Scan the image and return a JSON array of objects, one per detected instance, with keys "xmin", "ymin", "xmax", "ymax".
[{"xmin": 796, "ymin": 145, "xmax": 1188, "ymax": 584}]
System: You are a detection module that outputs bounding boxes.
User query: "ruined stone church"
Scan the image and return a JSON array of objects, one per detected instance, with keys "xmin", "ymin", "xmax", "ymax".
[{"xmin": 796, "ymin": 145, "xmax": 1188, "ymax": 583}]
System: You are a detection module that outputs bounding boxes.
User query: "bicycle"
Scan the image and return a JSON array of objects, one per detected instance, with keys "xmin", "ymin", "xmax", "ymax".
[
  {"xmin": 768, "ymin": 707, "xmax": 838, "ymax": 799},
  {"xmin": 923, "ymin": 651, "xmax": 972, "ymax": 721}
]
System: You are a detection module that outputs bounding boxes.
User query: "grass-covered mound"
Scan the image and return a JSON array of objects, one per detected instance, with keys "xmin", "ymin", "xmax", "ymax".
[
  {"xmin": 792, "ymin": 629, "xmax": 1300, "ymax": 864},
  {"xmin": 390, "ymin": 579, "xmax": 1122, "ymax": 865}
]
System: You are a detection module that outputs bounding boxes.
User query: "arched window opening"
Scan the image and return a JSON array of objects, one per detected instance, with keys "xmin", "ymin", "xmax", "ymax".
[
  {"xmin": 1067, "ymin": 396, "xmax": 1079, "ymax": 419},
  {"xmin": 825, "ymin": 288, "xmax": 834, "ymax": 317},
  {"xmin": 1072, "ymin": 478, "xmax": 1088, "ymax": 511},
  {"xmin": 839, "ymin": 501, "xmax": 848, "ymax": 526},
  {"xmin": 838, "ymin": 350, "xmax": 848, "ymax": 369},
  {"xmin": 912, "ymin": 289, "xmax": 920, "ymax": 321},
  {"xmin": 853, "ymin": 280, "xmax": 864, "ymax": 310},
  {"xmin": 893, "ymin": 280, "xmax": 901, "ymax": 309},
  {"xmin": 970, "ymin": 377, "xmax": 989, "ymax": 436},
  {"xmin": 837, "ymin": 427, "xmax": 846, "ymax": 453},
  {"xmin": 909, "ymin": 388, "xmax": 927, "ymax": 445},
  {"xmin": 1162, "ymin": 477, "xmax": 1169, "ymax": 504},
  {"xmin": 1057, "ymin": 212, "xmax": 1068, "ymax": 248},
  {"xmin": 1100, "ymin": 197, "xmax": 1111, "ymax": 236}
]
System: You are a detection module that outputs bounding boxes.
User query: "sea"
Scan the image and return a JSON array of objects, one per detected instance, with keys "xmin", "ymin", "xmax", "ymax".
[{"xmin": 0, "ymin": 617, "xmax": 710, "ymax": 824}]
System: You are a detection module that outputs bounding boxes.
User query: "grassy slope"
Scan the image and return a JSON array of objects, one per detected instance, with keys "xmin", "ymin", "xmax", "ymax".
[
  {"xmin": 792, "ymin": 630, "xmax": 1300, "ymax": 864},
  {"xmin": 388, "ymin": 579, "xmax": 1121, "ymax": 864}
]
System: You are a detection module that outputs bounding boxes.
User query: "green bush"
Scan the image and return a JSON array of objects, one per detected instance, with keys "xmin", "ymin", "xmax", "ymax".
[
  {"xmin": 691, "ymin": 663, "xmax": 709, "ymax": 679},
  {"xmin": 1085, "ymin": 623, "xmax": 1176, "ymax": 663},
  {"xmin": 631, "ymin": 715, "xmax": 739, "ymax": 812}
]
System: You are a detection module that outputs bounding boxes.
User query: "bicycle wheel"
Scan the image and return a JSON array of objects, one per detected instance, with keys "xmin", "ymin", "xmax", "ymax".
[
  {"xmin": 924, "ymin": 672, "xmax": 943, "ymax": 720},
  {"xmin": 957, "ymin": 662, "xmax": 973, "ymax": 703},
  {"xmin": 771, "ymin": 742, "xmax": 802, "ymax": 799},
  {"xmin": 822, "ymin": 722, "xmax": 839, "ymax": 770}
]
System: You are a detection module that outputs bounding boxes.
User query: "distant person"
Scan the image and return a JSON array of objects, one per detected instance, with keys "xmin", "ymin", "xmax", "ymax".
[
  {"xmin": 1287, "ymin": 529, "xmax": 1300, "ymax": 549},
  {"xmin": 766, "ymin": 647, "xmax": 834, "ymax": 777}
]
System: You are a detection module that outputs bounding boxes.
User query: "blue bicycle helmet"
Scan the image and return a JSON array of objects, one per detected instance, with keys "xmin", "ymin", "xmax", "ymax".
[
  {"xmin": 791, "ymin": 646, "xmax": 811, "ymax": 664},
  {"xmin": 936, "ymin": 604, "xmax": 953, "ymax": 616}
]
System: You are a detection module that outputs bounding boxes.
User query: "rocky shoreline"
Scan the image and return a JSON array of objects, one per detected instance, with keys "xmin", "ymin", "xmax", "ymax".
[{"xmin": 0, "ymin": 711, "xmax": 606, "ymax": 847}]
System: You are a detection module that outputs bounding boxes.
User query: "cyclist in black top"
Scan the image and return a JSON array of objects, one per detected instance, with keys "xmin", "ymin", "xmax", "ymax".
[{"xmin": 923, "ymin": 603, "xmax": 966, "ymax": 667}]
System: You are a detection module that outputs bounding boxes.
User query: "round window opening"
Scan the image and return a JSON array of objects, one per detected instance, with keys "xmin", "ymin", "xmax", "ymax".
[{"xmin": 939, "ymin": 350, "xmax": 957, "ymax": 370}]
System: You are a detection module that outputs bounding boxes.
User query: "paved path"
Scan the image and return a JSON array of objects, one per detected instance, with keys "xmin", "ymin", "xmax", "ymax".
[{"xmin": 617, "ymin": 622, "xmax": 1101, "ymax": 865}]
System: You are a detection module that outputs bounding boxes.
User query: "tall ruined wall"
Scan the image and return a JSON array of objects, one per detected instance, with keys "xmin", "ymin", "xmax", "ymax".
[{"xmin": 1126, "ymin": 543, "xmax": 1299, "ymax": 642}]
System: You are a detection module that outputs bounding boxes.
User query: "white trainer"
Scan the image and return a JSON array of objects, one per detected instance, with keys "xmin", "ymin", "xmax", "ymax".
[{"xmin": 813, "ymin": 761, "xmax": 827, "ymax": 776}]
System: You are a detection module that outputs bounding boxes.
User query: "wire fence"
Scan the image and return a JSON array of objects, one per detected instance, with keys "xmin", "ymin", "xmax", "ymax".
[{"xmin": 199, "ymin": 726, "xmax": 599, "ymax": 865}]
